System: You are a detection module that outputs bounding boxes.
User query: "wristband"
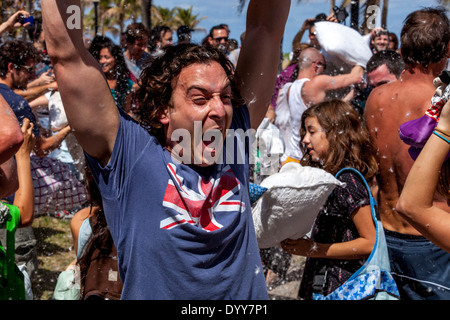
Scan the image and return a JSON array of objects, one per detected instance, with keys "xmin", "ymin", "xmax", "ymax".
[
  {"xmin": 432, "ymin": 130, "xmax": 450, "ymax": 144},
  {"xmin": 434, "ymin": 127, "xmax": 450, "ymax": 137}
]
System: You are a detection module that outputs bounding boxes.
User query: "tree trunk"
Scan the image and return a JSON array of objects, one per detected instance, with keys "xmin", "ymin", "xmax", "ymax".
[
  {"xmin": 350, "ymin": 0, "xmax": 359, "ymax": 31},
  {"xmin": 381, "ymin": 0, "xmax": 388, "ymax": 29},
  {"xmin": 329, "ymin": 0, "xmax": 336, "ymax": 15},
  {"xmin": 141, "ymin": 0, "xmax": 151, "ymax": 30}
]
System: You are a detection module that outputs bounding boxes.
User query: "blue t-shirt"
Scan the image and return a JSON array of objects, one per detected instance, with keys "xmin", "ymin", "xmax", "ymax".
[
  {"xmin": 0, "ymin": 83, "xmax": 40, "ymax": 138},
  {"xmin": 85, "ymin": 106, "xmax": 268, "ymax": 300}
]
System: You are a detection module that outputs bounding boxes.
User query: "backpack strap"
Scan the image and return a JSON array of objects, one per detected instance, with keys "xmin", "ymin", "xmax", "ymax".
[
  {"xmin": 335, "ymin": 168, "xmax": 381, "ymax": 281},
  {"xmin": 335, "ymin": 167, "xmax": 378, "ymax": 225},
  {"xmin": 313, "ymin": 168, "xmax": 378, "ymax": 295}
]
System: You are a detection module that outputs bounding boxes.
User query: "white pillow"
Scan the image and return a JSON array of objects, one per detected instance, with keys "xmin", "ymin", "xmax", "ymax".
[
  {"xmin": 48, "ymin": 91, "xmax": 68, "ymax": 131},
  {"xmin": 254, "ymin": 118, "xmax": 284, "ymax": 177},
  {"xmin": 252, "ymin": 162, "xmax": 345, "ymax": 248},
  {"xmin": 315, "ymin": 21, "xmax": 373, "ymax": 67}
]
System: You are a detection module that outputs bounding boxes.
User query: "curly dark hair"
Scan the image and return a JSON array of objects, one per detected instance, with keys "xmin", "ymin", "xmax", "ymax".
[
  {"xmin": 300, "ymin": 99, "xmax": 378, "ymax": 181},
  {"xmin": 125, "ymin": 22, "xmax": 149, "ymax": 44},
  {"xmin": 134, "ymin": 43, "xmax": 244, "ymax": 145},
  {"xmin": 0, "ymin": 40, "xmax": 40, "ymax": 78},
  {"xmin": 401, "ymin": 7, "xmax": 450, "ymax": 69},
  {"xmin": 88, "ymin": 36, "xmax": 132, "ymax": 110}
]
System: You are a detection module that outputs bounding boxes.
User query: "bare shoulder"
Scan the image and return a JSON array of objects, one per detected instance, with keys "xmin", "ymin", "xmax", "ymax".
[
  {"xmin": 364, "ymin": 83, "xmax": 398, "ymax": 128},
  {"xmin": 365, "ymin": 80, "xmax": 432, "ymax": 125},
  {"xmin": 70, "ymin": 206, "xmax": 94, "ymax": 235}
]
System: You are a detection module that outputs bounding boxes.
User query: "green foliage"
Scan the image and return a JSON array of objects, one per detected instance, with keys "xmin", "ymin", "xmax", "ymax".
[{"xmin": 2, "ymin": 1, "xmax": 208, "ymax": 39}]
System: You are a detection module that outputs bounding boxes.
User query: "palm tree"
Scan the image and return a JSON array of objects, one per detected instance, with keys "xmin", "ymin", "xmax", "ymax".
[
  {"xmin": 237, "ymin": 0, "xmax": 246, "ymax": 13},
  {"xmin": 172, "ymin": 6, "xmax": 206, "ymax": 33},
  {"xmin": 436, "ymin": 0, "xmax": 450, "ymax": 8},
  {"xmin": 151, "ymin": 5, "xmax": 175, "ymax": 28},
  {"xmin": 83, "ymin": 0, "xmax": 111, "ymax": 36},
  {"xmin": 82, "ymin": 0, "xmax": 140, "ymax": 37}
]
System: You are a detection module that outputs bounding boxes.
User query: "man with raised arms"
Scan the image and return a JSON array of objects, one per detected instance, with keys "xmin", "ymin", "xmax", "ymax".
[{"xmin": 42, "ymin": 0, "xmax": 290, "ymax": 299}]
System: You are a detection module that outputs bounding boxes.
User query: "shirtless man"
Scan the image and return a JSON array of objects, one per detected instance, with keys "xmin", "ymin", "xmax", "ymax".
[{"xmin": 364, "ymin": 7, "xmax": 450, "ymax": 299}]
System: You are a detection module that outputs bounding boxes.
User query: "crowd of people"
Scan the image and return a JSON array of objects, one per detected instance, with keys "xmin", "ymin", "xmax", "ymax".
[{"xmin": 0, "ymin": 0, "xmax": 450, "ymax": 301}]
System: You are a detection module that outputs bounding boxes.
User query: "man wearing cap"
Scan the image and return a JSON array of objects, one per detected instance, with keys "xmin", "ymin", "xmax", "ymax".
[{"xmin": 177, "ymin": 26, "xmax": 192, "ymax": 44}]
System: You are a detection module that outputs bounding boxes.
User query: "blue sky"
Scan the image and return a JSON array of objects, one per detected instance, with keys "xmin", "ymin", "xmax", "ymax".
[{"xmin": 151, "ymin": 0, "xmax": 444, "ymax": 54}]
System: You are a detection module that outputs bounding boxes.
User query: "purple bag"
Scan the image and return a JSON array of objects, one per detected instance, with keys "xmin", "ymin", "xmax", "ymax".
[{"xmin": 399, "ymin": 79, "xmax": 450, "ymax": 161}]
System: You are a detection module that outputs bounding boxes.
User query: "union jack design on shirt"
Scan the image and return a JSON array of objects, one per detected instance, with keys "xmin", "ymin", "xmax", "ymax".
[{"xmin": 160, "ymin": 163, "xmax": 246, "ymax": 231}]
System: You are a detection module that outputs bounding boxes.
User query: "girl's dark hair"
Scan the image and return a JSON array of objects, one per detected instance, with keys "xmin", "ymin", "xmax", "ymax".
[
  {"xmin": 77, "ymin": 165, "xmax": 114, "ymax": 298},
  {"xmin": 300, "ymin": 99, "xmax": 378, "ymax": 181},
  {"xmin": 134, "ymin": 43, "xmax": 243, "ymax": 144},
  {"xmin": 88, "ymin": 36, "xmax": 132, "ymax": 110}
]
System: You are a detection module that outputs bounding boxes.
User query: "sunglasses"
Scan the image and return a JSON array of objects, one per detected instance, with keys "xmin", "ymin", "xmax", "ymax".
[
  {"xmin": 15, "ymin": 64, "xmax": 35, "ymax": 73},
  {"xmin": 213, "ymin": 37, "xmax": 228, "ymax": 42}
]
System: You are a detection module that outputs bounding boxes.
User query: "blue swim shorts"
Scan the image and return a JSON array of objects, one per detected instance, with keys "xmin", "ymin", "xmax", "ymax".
[{"xmin": 385, "ymin": 229, "xmax": 450, "ymax": 300}]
